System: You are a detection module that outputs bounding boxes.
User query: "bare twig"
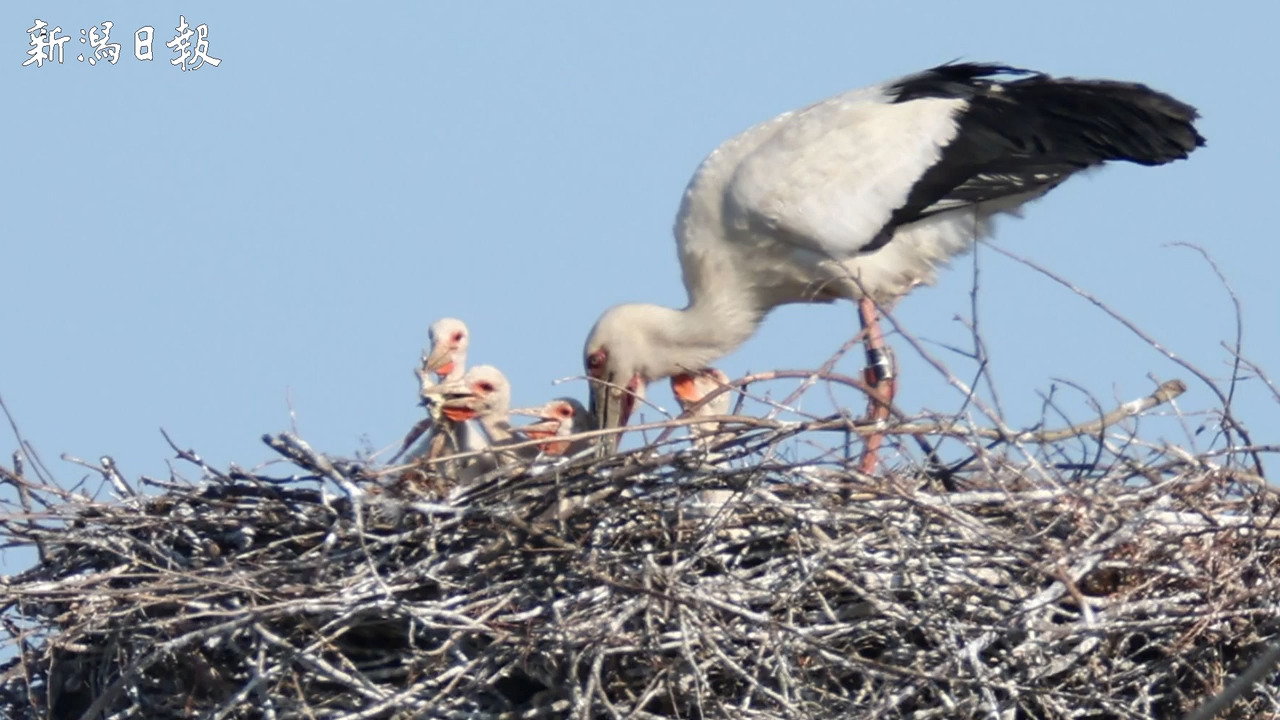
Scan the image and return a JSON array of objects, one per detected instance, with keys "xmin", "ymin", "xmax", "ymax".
[
  {"xmin": 1183, "ymin": 639, "xmax": 1280, "ymax": 720},
  {"xmin": 0, "ymin": 325, "xmax": 1272, "ymax": 720},
  {"xmin": 0, "ymin": 393, "xmax": 54, "ymax": 485},
  {"xmin": 985, "ymin": 241, "xmax": 1262, "ymax": 476}
]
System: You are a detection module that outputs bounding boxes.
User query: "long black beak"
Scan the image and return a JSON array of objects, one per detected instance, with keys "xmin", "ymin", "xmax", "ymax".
[{"xmin": 589, "ymin": 380, "xmax": 625, "ymax": 456}]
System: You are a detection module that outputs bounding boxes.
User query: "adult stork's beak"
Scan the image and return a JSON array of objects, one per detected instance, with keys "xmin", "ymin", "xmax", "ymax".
[{"xmin": 590, "ymin": 375, "xmax": 640, "ymax": 456}]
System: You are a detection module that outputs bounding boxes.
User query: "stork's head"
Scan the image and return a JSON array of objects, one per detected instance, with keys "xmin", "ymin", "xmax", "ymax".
[
  {"xmin": 586, "ymin": 302, "xmax": 728, "ymax": 453},
  {"xmin": 512, "ymin": 398, "xmax": 584, "ymax": 437},
  {"xmin": 511, "ymin": 397, "xmax": 594, "ymax": 456},
  {"xmin": 434, "ymin": 365, "xmax": 509, "ymax": 422},
  {"xmin": 424, "ymin": 317, "xmax": 469, "ymax": 382},
  {"xmin": 585, "ymin": 304, "xmax": 676, "ymax": 453}
]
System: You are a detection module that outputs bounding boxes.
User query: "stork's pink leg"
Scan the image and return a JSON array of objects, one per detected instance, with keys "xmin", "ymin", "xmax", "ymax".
[{"xmin": 857, "ymin": 297, "xmax": 896, "ymax": 474}]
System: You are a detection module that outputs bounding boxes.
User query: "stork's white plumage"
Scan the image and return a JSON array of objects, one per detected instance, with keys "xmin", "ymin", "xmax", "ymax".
[{"xmin": 585, "ymin": 62, "xmax": 1204, "ymax": 453}]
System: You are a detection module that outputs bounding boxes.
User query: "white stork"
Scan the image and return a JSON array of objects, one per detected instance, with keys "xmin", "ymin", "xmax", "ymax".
[{"xmin": 583, "ymin": 61, "xmax": 1204, "ymax": 457}]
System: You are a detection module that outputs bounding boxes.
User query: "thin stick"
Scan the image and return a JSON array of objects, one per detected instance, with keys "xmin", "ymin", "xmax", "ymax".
[
  {"xmin": 1183, "ymin": 639, "xmax": 1280, "ymax": 720},
  {"xmin": 0, "ymin": 393, "xmax": 54, "ymax": 485},
  {"xmin": 385, "ymin": 378, "xmax": 1188, "ymax": 475},
  {"xmin": 986, "ymin": 241, "xmax": 1262, "ymax": 476}
]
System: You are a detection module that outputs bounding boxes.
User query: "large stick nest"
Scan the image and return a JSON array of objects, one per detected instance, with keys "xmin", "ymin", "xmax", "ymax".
[{"xmin": 1, "ymin": 376, "xmax": 1277, "ymax": 719}]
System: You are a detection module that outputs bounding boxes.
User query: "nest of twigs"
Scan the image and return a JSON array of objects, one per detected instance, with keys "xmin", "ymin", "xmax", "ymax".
[{"xmin": 1, "ymin": 374, "xmax": 1277, "ymax": 719}]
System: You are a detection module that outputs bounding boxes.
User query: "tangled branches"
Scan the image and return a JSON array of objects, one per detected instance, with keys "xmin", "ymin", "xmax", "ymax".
[{"xmin": 0, "ymin": 372, "xmax": 1277, "ymax": 719}]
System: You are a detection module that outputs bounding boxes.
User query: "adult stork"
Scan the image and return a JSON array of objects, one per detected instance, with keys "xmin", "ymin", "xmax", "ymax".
[{"xmin": 583, "ymin": 61, "xmax": 1204, "ymax": 457}]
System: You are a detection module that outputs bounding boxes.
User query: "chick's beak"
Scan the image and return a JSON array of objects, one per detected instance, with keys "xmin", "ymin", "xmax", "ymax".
[
  {"xmin": 517, "ymin": 418, "xmax": 560, "ymax": 439},
  {"xmin": 439, "ymin": 397, "xmax": 480, "ymax": 422},
  {"xmin": 670, "ymin": 374, "xmax": 699, "ymax": 405},
  {"xmin": 508, "ymin": 407, "xmax": 560, "ymax": 438},
  {"xmin": 423, "ymin": 344, "xmax": 456, "ymax": 376},
  {"xmin": 430, "ymin": 378, "xmax": 480, "ymax": 421}
]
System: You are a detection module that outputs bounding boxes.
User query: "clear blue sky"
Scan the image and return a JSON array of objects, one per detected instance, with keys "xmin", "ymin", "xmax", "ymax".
[{"xmin": 2, "ymin": 2, "xmax": 1277, "ymax": 523}]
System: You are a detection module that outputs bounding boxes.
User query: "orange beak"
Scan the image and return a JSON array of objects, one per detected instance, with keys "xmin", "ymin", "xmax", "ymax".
[
  {"xmin": 423, "ymin": 343, "xmax": 457, "ymax": 377},
  {"xmin": 432, "ymin": 361, "xmax": 455, "ymax": 380},
  {"xmin": 433, "ymin": 378, "xmax": 484, "ymax": 422},
  {"xmin": 516, "ymin": 419, "xmax": 560, "ymax": 439},
  {"xmin": 539, "ymin": 440, "xmax": 571, "ymax": 456},
  {"xmin": 441, "ymin": 405, "xmax": 477, "ymax": 422},
  {"xmin": 514, "ymin": 421, "xmax": 570, "ymax": 456},
  {"xmin": 671, "ymin": 373, "xmax": 699, "ymax": 405}
]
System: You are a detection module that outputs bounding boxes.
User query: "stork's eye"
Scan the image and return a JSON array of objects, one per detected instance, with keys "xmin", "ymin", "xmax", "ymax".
[
  {"xmin": 557, "ymin": 406, "xmax": 573, "ymax": 418},
  {"xmin": 476, "ymin": 381, "xmax": 495, "ymax": 393},
  {"xmin": 452, "ymin": 331, "xmax": 464, "ymax": 343},
  {"xmin": 586, "ymin": 349, "xmax": 607, "ymax": 376}
]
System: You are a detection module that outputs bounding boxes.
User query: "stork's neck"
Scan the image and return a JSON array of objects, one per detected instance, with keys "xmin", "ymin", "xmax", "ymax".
[
  {"xmin": 664, "ymin": 156, "xmax": 767, "ymax": 374},
  {"xmin": 685, "ymin": 282, "xmax": 762, "ymax": 354},
  {"xmin": 479, "ymin": 415, "xmax": 514, "ymax": 445},
  {"xmin": 625, "ymin": 290, "xmax": 762, "ymax": 382}
]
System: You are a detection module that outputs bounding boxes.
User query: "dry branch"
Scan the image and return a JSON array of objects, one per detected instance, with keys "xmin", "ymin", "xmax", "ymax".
[{"xmin": 1, "ymin": 370, "xmax": 1277, "ymax": 719}]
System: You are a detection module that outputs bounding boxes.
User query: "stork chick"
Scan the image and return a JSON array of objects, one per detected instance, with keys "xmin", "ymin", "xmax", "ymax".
[
  {"xmin": 432, "ymin": 365, "xmax": 527, "ymax": 481},
  {"xmin": 672, "ymin": 368, "xmax": 743, "ymax": 516},
  {"xmin": 671, "ymin": 368, "xmax": 733, "ymax": 449},
  {"xmin": 511, "ymin": 397, "xmax": 595, "ymax": 457},
  {"xmin": 417, "ymin": 317, "xmax": 470, "ymax": 411},
  {"xmin": 422, "ymin": 317, "xmax": 469, "ymax": 384},
  {"xmin": 394, "ymin": 317, "xmax": 473, "ymax": 463}
]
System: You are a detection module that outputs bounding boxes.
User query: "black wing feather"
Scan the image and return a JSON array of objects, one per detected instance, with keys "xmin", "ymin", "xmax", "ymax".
[{"xmin": 861, "ymin": 62, "xmax": 1205, "ymax": 252}]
